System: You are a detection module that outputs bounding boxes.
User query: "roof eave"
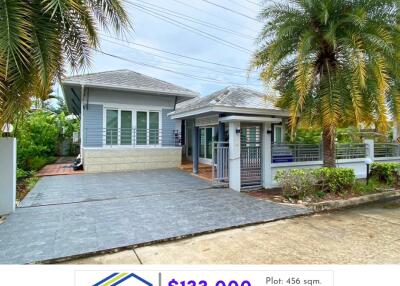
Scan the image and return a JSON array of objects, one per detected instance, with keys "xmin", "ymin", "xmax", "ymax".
[
  {"xmin": 169, "ymin": 105, "xmax": 289, "ymax": 119},
  {"xmin": 62, "ymin": 81, "xmax": 199, "ymax": 98}
]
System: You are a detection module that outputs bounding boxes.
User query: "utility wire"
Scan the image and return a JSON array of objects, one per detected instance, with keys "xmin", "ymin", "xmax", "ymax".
[
  {"xmin": 94, "ymin": 49, "xmax": 263, "ymax": 87},
  {"xmin": 125, "ymin": 1, "xmax": 252, "ymax": 53},
  {"xmin": 99, "ymin": 33, "xmax": 249, "ymax": 71},
  {"xmin": 245, "ymin": 0, "xmax": 263, "ymax": 8},
  {"xmin": 101, "ymin": 36, "xmax": 259, "ymax": 80},
  {"xmin": 199, "ymin": 0, "xmax": 260, "ymax": 22},
  {"xmin": 170, "ymin": 0, "xmax": 259, "ymax": 34},
  {"xmin": 127, "ymin": 0, "xmax": 255, "ymax": 40}
]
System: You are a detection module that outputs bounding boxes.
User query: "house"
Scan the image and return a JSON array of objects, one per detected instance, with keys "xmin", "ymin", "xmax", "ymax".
[
  {"xmin": 64, "ymin": 69, "xmax": 391, "ymax": 193},
  {"xmin": 62, "ymin": 69, "xmax": 199, "ymax": 173},
  {"xmin": 62, "ymin": 70, "xmax": 291, "ymax": 191}
]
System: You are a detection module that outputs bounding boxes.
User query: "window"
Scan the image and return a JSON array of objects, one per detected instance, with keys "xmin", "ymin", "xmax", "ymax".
[
  {"xmin": 104, "ymin": 108, "xmax": 160, "ymax": 146},
  {"xmin": 121, "ymin": 111, "xmax": 132, "ymax": 145},
  {"xmin": 136, "ymin": 111, "xmax": 147, "ymax": 145},
  {"xmin": 274, "ymin": 125, "xmax": 283, "ymax": 143},
  {"xmin": 106, "ymin": 109, "xmax": 118, "ymax": 145}
]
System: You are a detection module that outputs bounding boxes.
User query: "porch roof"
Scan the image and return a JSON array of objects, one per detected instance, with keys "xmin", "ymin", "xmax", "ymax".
[{"xmin": 168, "ymin": 86, "xmax": 289, "ymax": 119}]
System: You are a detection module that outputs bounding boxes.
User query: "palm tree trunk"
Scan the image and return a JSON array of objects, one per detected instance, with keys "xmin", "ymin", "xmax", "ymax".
[{"xmin": 322, "ymin": 128, "xmax": 336, "ymax": 167}]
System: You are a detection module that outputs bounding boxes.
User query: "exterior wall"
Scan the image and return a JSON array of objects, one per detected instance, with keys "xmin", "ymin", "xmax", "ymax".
[
  {"xmin": 83, "ymin": 147, "xmax": 182, "ymax": 173},
  {"xmin": 87, "ymin": 88, "xmax": 176, "ymax": 107},
  {"xmin": 82, "ymin": 104, "xmax": 103, "ymax": 147},
  {"xmin": 161, "ymin": 109, "xmax": 180, "ymax": 146},
  {"xmin": 81, "ymin": 88, "xmax": 181, "ymax": 148}
]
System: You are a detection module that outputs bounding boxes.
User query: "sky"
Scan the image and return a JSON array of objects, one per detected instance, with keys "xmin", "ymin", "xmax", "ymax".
[{"xmin": 62, "ymin": 0, "xmax": 266, "ymax": 97}]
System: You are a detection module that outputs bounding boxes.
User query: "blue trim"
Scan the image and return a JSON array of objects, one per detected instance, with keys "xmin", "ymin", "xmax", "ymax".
[
  {"xmin": 111, "ymin": 273, "xmax": 153, "ymax": 286},
  {"xmin": 92, "ymin": 272, "xmax": 119, "ymax": 286}
]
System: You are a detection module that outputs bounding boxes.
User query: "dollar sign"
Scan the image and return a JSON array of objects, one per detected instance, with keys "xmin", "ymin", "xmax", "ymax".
[{"xmin": 169, "ymin": 279, "xmax": 179, "ymax": 286}]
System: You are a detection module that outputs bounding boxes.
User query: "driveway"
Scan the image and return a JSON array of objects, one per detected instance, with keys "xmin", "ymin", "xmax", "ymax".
[
  {"xmin": 68, "ymin": 200, "xmax": 400, "ymax": 264},
  {"xmin": 0, "ymin": 169, "xmax": 308, "ymax": 264}
]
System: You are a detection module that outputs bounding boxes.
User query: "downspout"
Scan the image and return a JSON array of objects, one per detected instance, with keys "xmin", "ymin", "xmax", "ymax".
[
  {"xmin": 173, "ymin": 96, "xmax": 178, "ymax": 111},
  {"xmin": 80, "ymin": 84, "xmax": 85, "ymax": 156}
]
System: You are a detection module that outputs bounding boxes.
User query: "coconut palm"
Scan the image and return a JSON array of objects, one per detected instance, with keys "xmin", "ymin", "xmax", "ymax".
[
  {"xmin": 0, "ymin": 0, "xmax": 130, "ymax": 126},
  {"xmin": 252, "ymin": 0, "xmax": 400, "ymax": 167}
]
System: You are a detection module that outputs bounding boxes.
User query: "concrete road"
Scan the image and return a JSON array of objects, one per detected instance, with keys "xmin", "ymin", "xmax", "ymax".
[{"xmin": 65, "ymin": 200, "xmax": 400, "ymax": 264}]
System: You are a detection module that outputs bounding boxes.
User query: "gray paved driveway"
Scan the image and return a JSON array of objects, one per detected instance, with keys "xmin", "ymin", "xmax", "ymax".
[{"xmin": 0, "ymin": 169, "xmax": 309, "ymax": 264}]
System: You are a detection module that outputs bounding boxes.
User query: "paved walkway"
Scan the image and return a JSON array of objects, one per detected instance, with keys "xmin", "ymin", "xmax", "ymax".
[
  {"xmin": 67, "ymin": 200, "xmax": 400, "ymax": 264},
  {"xmin": 37, "ymin": 157, "xmax": 83, "ymax": 177},
  {"xmin": 0, "ymin": 169, "xmax": 308, "ymax": 264}
]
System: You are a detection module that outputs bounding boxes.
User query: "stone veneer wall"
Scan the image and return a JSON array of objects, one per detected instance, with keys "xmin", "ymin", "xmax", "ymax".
[{"xmin": 83, "ymin": 147, "xmax": 182, "ymax": 172}]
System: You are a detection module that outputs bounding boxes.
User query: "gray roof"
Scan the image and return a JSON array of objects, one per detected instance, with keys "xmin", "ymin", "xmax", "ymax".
[
  {"xmin": 62, "ymin": 69, "xmax": 199, "ymax": 97},
  {"xmin": 172, "ymin": 86, "xmax": 284, "ymax": 115}
]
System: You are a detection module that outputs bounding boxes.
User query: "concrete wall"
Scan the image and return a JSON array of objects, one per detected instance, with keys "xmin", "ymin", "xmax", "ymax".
[
  {"xmin": 83, "ymin": 147, "xmax": 182, "ymax": 173},
  {"xmin": 270, "ymin": 159, "xmax": 369, "ymax": 187},
  {"xmin": 0, "ymin": 138, "xmax": 16, "ymax": 215}
]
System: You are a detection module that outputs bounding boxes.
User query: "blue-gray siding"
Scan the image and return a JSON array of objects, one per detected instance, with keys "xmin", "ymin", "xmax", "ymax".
[
  {"xmin": 162, "ymin": 109, "xmax": 178, "ymax": 146},
  {"xmin": 83, "ymin": 104, "xmax": 103, "ymax": 147}
]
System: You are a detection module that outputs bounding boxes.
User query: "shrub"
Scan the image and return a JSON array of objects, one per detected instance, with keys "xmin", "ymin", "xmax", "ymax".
[
  {"xmin": 275, "ymin": 169, "xmax": 318, "ymax": 199},
  {"xmin": 275, "ymin": 167, "xmax": 356, "ymax": 198},
  {"xmin": 313, "ymin": 167, "xmax": 355, "ymax": 193},
  {"xmin": 370, "ymin": 162, "xmax": 400, "ymax": 183}
]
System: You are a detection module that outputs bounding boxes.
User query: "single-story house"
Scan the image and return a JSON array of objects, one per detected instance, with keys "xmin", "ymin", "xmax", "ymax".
[
  {"xmin": 63, "ymin": 69, "xmax": 393, "ymax": 192},
  {"xmin": 62, "ymin": 69, "xmax": 290, "ymax": 191}
]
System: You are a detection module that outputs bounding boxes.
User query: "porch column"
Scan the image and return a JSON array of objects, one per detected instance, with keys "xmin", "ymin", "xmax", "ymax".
[
  {"xmin": 217, "ymin": 122, "xmax": 225, "ymax": 180},
  {"xmin": 0, "ymin": 138, "xmax": 16, "ymax": 215},
  {"xmin": 262, "ymin": 122, "xmax": 273, "ymax": 189},
  {"xmin": 192, "ymin": 126, "xmax": 200, "ymax": 174},
  {"xmin": 228, "ymin": 122, "xmax": 241, "ymax": 191}
]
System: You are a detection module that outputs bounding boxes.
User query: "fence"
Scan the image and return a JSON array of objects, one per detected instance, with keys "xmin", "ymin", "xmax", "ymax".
[
  {"xmin": 374, "ymin": 143, "xmax": 400, "ymax": 158},
  {"xmin": 272, "ymin": 143, "xmax": 367, "ymax": 163}
]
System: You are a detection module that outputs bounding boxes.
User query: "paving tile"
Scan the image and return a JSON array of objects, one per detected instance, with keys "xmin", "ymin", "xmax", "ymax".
[{"xmin": 0, "ymin": 169, "xmax": 309, "ymax": 264}]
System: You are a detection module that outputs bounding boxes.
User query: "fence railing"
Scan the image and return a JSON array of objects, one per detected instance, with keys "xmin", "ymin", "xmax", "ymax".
[
  {"xmin": 84, "ymin": 128, "xmax": 182, "ymax": 147},
  {"xmin": 272, "ymin": 143, "xmax": 367, "ymax": 163},
  {"xmin": 272, "ymin": 144, "xmax": 322, "ymax": 163},
  {"xmin": 374, "ymin": 143, "xmax": 400, "ymax": 158},
  {"xmin": 335, "ymin": 143, "xmax": 367, "ymax": 160}
]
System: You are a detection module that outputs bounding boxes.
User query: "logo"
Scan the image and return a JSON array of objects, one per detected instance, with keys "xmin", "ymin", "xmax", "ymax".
[{"xmin": 92, "ymin": 272, "xmax": 153, "ymax": 286}]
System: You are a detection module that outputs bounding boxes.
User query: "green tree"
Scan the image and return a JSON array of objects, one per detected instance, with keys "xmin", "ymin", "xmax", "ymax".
[
  {"xmin": 252, "ymin": 0, "xmax": 400, "ymax": 167},
  {"xmin": 0, "ymin": 0, "xmax": 130, "ymax": 126}
]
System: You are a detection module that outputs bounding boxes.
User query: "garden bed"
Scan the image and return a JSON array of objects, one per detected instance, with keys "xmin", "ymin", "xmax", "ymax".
[{"xmin": 250, "ymin": 162, "xmax": 400, "ymax": 210}]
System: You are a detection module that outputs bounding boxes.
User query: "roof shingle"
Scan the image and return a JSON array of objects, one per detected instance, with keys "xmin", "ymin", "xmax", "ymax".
[
  {"xmin": 173, "ymin": 86, "xmax": 282, "ymax": 114},
  {"xmin": 62, "ymin": 69, "xmax": 199, "ymax": 97}
]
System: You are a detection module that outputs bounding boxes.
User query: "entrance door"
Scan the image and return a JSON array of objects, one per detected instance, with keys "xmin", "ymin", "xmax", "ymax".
[
  {"xmin": 199, "ymin": 127, "xmax": 213, "ymax": 164},
  {"xmin": 240, "ymin": 125, "xmax": 262, "ymax": 188}
]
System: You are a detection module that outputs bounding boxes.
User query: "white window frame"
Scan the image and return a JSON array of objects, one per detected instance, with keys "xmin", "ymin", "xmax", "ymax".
[
  {"xmin": 273, "ymin": 124, "xmax": 283, "ymax": 143},
  {"xmin": 102, "ymin": 106, "xmax": 162, "ymax": 148}
]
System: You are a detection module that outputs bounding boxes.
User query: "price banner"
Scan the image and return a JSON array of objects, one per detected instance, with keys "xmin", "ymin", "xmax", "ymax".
[{"xmin": 75, "ymin": 270, "xmax": 334, "ymax": 286}]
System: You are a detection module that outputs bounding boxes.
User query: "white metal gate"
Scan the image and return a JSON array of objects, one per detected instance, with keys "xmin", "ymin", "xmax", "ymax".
[
  {"xmin": 212, "ymin": 141, "xmax": 229, "ymax": 186},
  {"xmin": 241, "ymin": 126, "xmax": 262, "ymax": 188}
]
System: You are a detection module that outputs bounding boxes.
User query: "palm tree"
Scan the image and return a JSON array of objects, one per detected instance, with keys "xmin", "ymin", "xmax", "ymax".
[
  {"xmin": 252, "ymin": 0, "xmax": 400, "ymax": 167},
  {"xmin": 0, "ymin": 0, "xmax": 130, "ymax": 126}
]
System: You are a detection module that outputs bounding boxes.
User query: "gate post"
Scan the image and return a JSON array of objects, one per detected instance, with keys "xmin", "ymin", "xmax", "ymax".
[
  {"xmin": 0, "ymin": 138, "xmax": 17, "ymax": 215},
  {"xmin": 262, "ymin": 123, "xmax": 273, "ymax": 189},
  {"xmin": 228, "ymin": 121, "xmax": 241, "ymax": 191},
  {"xmin": 217, "ymin": 122, "xmax": 225, "ymax": 180},
  {"xmin": 192, "ymin": 126, "xmax": 199, "ymax": 174}
]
